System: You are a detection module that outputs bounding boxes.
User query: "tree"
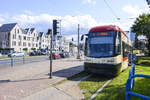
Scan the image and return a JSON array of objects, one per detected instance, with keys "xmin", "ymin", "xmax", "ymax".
[
  {"xmin": 23, "ymin": 48, "xmax": 28, "ymax": 51},
  {"xmin": 131, "ymin": 13, "xmax": 150, "ymax": 56}
]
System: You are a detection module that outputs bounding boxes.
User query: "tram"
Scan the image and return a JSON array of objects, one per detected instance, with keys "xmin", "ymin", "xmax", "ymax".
[{"xmin": 83, "ymin": 25, "xmax": 132, "ymax": 76}]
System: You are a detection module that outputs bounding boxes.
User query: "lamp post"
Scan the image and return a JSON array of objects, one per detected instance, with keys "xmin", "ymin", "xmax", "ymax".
[
  {"xmin": 48, "ymin": 29, "xmax": 53, "ymax": 79},
  {"xmin": 77, "ymin": 24, "xmax": 80, "ymax": 59}
]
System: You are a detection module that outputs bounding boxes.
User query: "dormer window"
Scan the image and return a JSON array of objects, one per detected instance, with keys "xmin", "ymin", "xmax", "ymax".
[{"xmin": 18, "ymin": 29, "xmax": 19, "ymax": 33}]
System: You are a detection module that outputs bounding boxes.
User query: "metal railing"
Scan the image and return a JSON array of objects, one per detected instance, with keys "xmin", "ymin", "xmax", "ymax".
[
  {"xmin": 126, "ymin": 64, "xmax": 150, "ymax": 100},
  {"xmin": 0, "ymin": 55, "xmax": 48, "ymax": 67}
]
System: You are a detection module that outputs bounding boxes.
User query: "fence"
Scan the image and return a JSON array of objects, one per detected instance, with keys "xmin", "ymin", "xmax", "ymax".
[
  {"xmin": 126, "ymin": 64, "xmax": 150, "ymax": 100},
  {"xmin": 0, "ymin": 56, "xmax": 49, "ymax": 67}
]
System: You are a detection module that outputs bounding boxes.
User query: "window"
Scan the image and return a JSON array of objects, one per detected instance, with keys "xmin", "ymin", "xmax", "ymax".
[
  {"xmin": 23, "ymin": 42, "xmax": 26, "ymax": 46},
  {"xmin": 27, "ymin": 37, "xmax": 30, "ymax": 41},
  {"xmin": 18, "ymin": 35, "xmax": 21, "ymax": 40},
  {"xmin": 115, "ymin": 31, "xmax": 121, "ymax": 55},
  {"xmin": 122, "ymin": 42, "xmax": 130, "ymax": 57},
  {"xmin": 12, "ymin": 41, "xmax": 16, "ymax": 46},
  {"xmin": 36, "ymin": 44, "xmax": 38, "ymax": 47},
  {"xmin": 18, "ymin": 29, "xmax": 19, "ymax": 33},
  {"xmin": 28, "ymin": 43, "xmax": 31, "ymax": 47},
  {"xmin": 24, "ymin": 36, "xmax": 26, "ymax": 40},
  {"xmin": 18, "ymin": 42, "xmax": 21, "ymax": 46},
  {"xmin": 15, "ymin": 29, "xmax": 16, "ymax": 34},
  {"xmin": 13, "ymin": 34, "xmax": 15, "ymax": 39}
]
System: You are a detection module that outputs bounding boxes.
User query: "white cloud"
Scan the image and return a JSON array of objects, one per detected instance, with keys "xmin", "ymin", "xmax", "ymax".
[
  {"xmin": 82, "ymin": 0, "xmax": 96, "ymax": 5},
  {"xmin": 0, "ymin": 12, "xmax": 134, "ymax": 41},
  {"xmin": 24, "ymin": 10, "xmax": 33, "ymax": 15},
  {"xmin": 0, "ymin": 17, "xmax": 5, "ymax": 22},
  {"xmin": 122, "ymin": 5, "xmax": 143, "ymax": 17}
]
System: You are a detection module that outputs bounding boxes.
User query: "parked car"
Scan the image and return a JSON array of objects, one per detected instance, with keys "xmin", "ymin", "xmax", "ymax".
[
  {"xmin": 64, "ymin": 52, "xmax": 70, "ymax": 58},
  {"xmin": 29, "ymin": 51, "xmax": 37, "ymax": 56},
  {"xmin": 49, "ymin": 52, "xmax": 61, "ymax": 59},
  {"xmin": 0, "ymin": 53, "xmax": 2, "ymax": 57},
  {"xmin": 8, "ymin": 52, "xmax": 25, "ymax": 57},
  {"xmin": 41, "ymin": 51, "xmax": 47, "ymax": 55},
  {"xmin": 59, "ymin": 52, "xmax": 65, "ymax": 58}
]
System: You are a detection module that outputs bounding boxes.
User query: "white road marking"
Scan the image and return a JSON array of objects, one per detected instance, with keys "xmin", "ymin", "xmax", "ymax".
[{"xmin": 89, "ymin": 79, "xmax": 112, "ymax": 100}]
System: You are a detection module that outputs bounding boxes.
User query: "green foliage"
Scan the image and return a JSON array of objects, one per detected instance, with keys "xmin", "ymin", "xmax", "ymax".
[
  {"xmin": 132, "ymin": 13, "xmax": 150, "ymax": 55},
  {"xmin": 69, "ymin": 42, "xmax": 74, "ymax": 47},
  {"xmin": 137, "ymin": 56, "xmax": 150, "ymax": 66},
  {"xmin": 31, "ymin": 48, "xmax": 36, "ymax": 51},
  {"xmin": 132, "ymin": 13, "xmax": 150, "ymax": 37},
  {"xmin": 23, "ymin": 48, "xmax": 28, "ymax": 51}
]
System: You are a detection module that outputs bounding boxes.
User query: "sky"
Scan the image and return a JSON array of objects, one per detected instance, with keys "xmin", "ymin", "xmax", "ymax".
[{"xmin": 0, "ymin": 0, "xmax": 149, "ymax": 41}]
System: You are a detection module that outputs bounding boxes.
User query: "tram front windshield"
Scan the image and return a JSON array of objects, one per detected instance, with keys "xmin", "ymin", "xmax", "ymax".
[{"xmin": 88, "ymin": 31, "xmax": 115, "ymax": 58}]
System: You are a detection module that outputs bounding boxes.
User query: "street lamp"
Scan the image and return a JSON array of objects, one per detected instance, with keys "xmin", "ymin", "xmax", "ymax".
[
  {"xmin": 77, "ymin": 24, "xmax": 80, "ymax": 59},
  {"xmin": 48, "ymin": 29, "xmax": 53, "ymax": 79}
]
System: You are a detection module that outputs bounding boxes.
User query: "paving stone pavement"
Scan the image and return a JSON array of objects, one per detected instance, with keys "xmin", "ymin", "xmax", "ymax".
[{"xmin": 0, "ymin": 57, "xmax": 84, "ymax": 100}]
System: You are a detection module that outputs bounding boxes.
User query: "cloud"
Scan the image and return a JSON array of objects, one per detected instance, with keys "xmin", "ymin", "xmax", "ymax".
[
  {"xmin": 24, "ymin": 10, "xmax": 33, "ymax": 15},
  {"xmin": 122, "ymin": 5, "xmax": 143, "ymax": 17},
  {"xmin": 12, "ymin": 14, "xmax": 99, "ymax": 33},
  {"xmin": 0, "ymin": 12, "xmax": 134, "ymax": 41},
  {"xmin": 0, "ymin": 17, "xmax": 5, "ymax": 22},
  {"xmin": 82, "ymin": 0, "xmax": 96, "ymax": 5}
]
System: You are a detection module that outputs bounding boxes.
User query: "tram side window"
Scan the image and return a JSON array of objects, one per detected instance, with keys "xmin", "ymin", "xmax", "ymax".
[
  {"xmin": 122, "ymin": 42, "xmax": 129, "ymax": 57},
  {"xmin": 84, "ymin": 38, "xmax": 88, "ymax": 56},
  {"xmin": 115, "ymin": 31, "xmax": 121, "ymax": 55}
]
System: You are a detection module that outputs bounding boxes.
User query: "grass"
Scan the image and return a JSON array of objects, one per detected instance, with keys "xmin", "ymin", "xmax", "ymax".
[
  {"xmin": 79, "ymin": 75, "xmax": 111, "ymax": 100},
  {"xmin": 137, "ymin": 56, "xmax": 150, "ymax": 66},
  {"xmin": 79, "ymin": 56, "xmax": 150, "ymax": 100},
  {"xmin": 54, "ymin": 71, "xmax": 89, "ymax": 86}
]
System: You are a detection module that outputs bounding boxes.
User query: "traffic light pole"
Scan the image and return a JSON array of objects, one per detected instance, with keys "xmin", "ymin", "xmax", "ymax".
[
  {"xmin": 49, "ymin": 29, "xmax": 53, "ymax": 79},
  {"xmin": 77, "ymin": 24, "xmax": 80, "ymax": 59}
]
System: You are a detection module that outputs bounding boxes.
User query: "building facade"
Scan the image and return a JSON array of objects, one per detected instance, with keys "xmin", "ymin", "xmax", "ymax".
[
  {"xmin": 0, "ymin": 23, "xmax": 69, "ymax": 54},
  {"xmin": 39, "ymin": 32, "xmax": 50, "ymax": 50}
]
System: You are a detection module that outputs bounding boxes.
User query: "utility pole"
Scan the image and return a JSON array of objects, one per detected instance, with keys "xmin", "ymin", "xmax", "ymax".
[
  {"xmin": 48, "ymin": 29, "xmax": 53, "ymax": 79},
  {"xmin": 77, "ymin": 24, "xmax": 80, "ymax": 59}
]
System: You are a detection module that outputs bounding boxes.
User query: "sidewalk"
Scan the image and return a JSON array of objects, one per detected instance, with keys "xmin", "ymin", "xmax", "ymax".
[{"xmin": 0, "ymin": 57, "xmax": 84, "ymax": 100}]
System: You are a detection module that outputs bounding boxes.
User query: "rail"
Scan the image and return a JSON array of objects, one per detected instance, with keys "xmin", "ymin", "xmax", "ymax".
[
  {"xmin": 126, "ymin": 64, "xmax": 150, "ymax": 100},
  {"xmin": 0, "ymin": 55, "xmax": 49, "ymax": 67}
]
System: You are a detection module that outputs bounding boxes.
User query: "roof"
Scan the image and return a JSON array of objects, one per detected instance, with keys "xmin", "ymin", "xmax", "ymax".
[
  {"xmin": 30, "ymin": 28, "xmax": 35, "ymax": 33},
  {"xmin": 22, "ymin": 29, "xmax": 28, "ymax": 34},
  {"xmin": 89, "ymin": 25, "xmax": 127, "ymax": 38},
  {"xmin": 0, "ymin": 23, "xmax": 17, "ymax": 32},
  {"xmin": 39, "ymin": 32, "xmax": 44, "ymax": 37}
]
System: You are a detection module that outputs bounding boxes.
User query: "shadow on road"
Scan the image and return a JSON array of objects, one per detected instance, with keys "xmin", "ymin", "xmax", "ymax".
[{"xmin": 46, "ymin": 65, "xmax": 83, "ymax": 78}]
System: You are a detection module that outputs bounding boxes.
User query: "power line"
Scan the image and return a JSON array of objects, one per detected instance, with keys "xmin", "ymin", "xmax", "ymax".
[{"xmin": 103, "ymin": 0, "xmax": 120, "ymax": 20}]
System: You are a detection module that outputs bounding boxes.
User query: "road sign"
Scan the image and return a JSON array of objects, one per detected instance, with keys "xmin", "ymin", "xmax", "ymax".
[
  {"xmin": 6, "ymin": 41, "xmax": 9, "ymax": 46},
  {"xmin": 2, "ymin": 41, "xmax": 6, "ymax": 48}
]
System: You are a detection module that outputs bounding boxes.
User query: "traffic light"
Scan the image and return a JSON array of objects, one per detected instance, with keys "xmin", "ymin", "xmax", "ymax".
[
  {"xmin": 47, "ymin": 29, "xmax": 52, "ymax": 35},
  {"xmin": 53, "ymin": 20, "xmax": 59, "ymax": 35},
  {"xmin": 146, "ymin": 0, "xmax": 150, "ymax": 5}
]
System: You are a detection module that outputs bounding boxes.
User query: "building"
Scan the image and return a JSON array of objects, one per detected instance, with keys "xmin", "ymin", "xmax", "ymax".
[
  {"xmin": 39, "ymin": 32, "xmax": 50, "ymax": 51},
  {"xmin": 53, "ymin": 35, "xmax": 69, "ymax": 52},
  {"xmin": 0, "ymin": 23, "xmax": 69, "ymax": 54},
  {"xmin": 0, "ymin": 23, "xmax": 23, "ymax": 54},
  {"xmin": 22, "ymin": 28, "xmax": 39, "ymax": 52},
  {"xmin": 0, "ymin": 23, "xmax": 41, "ymax": 54}
]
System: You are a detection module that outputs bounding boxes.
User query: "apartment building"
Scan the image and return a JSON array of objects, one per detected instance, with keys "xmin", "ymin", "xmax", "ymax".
[
  {"xmin": 0, "ymin": 23, "xmax": 40, "ymax": 54},
  {"xmin": 39, "ymin": 32, "xmax": 50, "ymax": 50},
  {"xmin": 0, "ymin": 23, "xmax": 23, "ymax": 53},
  {"xmin": 0, "ymin": 23, "xmax": 69, "ymax": 54},
  {"xmin": 22, "ymin": 28, "xmax": 39, "ymax": 52}
]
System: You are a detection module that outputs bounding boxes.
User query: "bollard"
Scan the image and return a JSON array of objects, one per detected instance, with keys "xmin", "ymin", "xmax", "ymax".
[
  {"xmin": 23, "ymin": 55, "xmax": 25, "ymax": 64},
  {"xmin": 11, "ymin": 57, "xmax": 13, "ymax": 67}
]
